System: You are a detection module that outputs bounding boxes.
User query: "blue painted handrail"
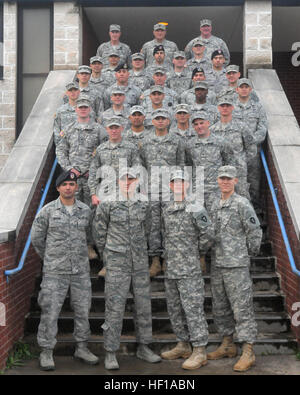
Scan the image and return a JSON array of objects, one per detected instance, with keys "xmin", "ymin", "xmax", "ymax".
[
  {"xmin": 260, "ymin": 149, "xmax": 300, "ymax": 277},
  {"xmin": 4, "ymin": 158, "xmax": 58, "ymax": 282}
]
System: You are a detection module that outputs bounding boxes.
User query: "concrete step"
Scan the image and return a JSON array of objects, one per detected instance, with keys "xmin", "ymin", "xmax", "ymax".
[{"xmin": 25, "ymin": 311, "xmax": 291, "ymax": 335}]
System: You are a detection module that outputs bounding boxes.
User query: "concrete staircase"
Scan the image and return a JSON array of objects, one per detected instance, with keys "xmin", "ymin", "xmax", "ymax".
[{"xmin": 23, "ymin": 226, "xmax": 298, "ymax": 357}]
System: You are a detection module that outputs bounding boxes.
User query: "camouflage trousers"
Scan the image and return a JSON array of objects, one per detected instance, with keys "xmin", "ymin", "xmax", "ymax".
[
  {"xmin": 37, "ymin": 272, "xmax": 92, "ymax": 349},
  {"xmin": 248, "ymin": 153, "xmax": 262, "ymax": 210},
  {"xmin": 210, "ymin": 265, "xmax": 257, "ymax": 344},
  {"xmin": 148, "ymin": 198, "xmax": 163, "ymax": 257},
  {"xmin": 76, "ymin": 176, "xmax": 91, "ymax": 207},
  {"xmin": 165, "ymin": 275, "xmax": 209, "ymax": 347},
  {"xmin": 102, "ymin": 269, "xmax": 153, "ymax": 352}
]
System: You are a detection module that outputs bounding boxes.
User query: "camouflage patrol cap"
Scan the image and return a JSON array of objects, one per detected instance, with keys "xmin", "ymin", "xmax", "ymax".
[
  {"xmin": 218, "ymin": 165, "xmax": 237, "ymax": 179},
  {"xmin": 108, "ymin": 49, "xmax": 120, "ymax": 57},
  {"xmin": 109, "ymin": 24, "xmax": 121, "ymax": 32},
  {"xmin": 194, "ymin": 81, "xmax": 208, "ymax": 90},
  {"xmin": 173, "ymin": 51, "xmax": 186, "ymax": 59},
  {"xmin": 226, "ymin": 65, "xmax": 240, "ymax": 73},
  {"xmin": 193, "ymin": 38, "xmax": 205, "ymax": 46},
  {"xmin": 175, "ymin": 104, "xmax": 190, "ymax": 114},
  {"xmin": 119, "ymin": 167, "xmax": 138, "ymax": 179},
  {"xmin": 111, "ymin": 87, "xmax": 125, "ymax": 95},
  {"xmin": 76, "ymin": 94, "xmax": 91, "ymax": 107},
  {"xmin": 105, "ymin": 117, "xmax": 123, "ymax": 128},
  {"xmin": 90, "ymin": 56, "xmax": 103, "ymax": 64},
  {"xmin": 170, "ymin": 169, "xmax": 190, "ymax": 182},
  {"xmin": 66, "ymin": 82, "xmax": 79, "ymax": 91},
  {"xmin": 114, "ymin": 63, "xmax": 129, "ymax": 72},
  {"xmin": 154, "ymin": 23, "xmax": 167, "ymax": 31},
  {"xmin": 153, "ymin": 66, "xmax": 166, "ymax": 75},
  {"xmin": 56, "ymin": 170, "xmax": 77, "ymax": 188},
  {"xmin": 150, "ymin": 85, "xmax": 164, "ymax": 94},
  {"xmin": 153, "ymin": 45, "xmax": 165, "ymax": 55},
  {"xmin": 200, "ymin": 19, "xmax": 212, "ymax": 27},
  {"xmin": 130, "ymin": 105, "xmax": 146, "ymax": 116},
  {"xmin": 217, "ymin": 97, "xmax": 233, "ymax": 106},
  {"xmin": 211, "ymin": 49, "xmax": 225, "ymax": 59},
  {"xmin": 77, "ymin": 65, "xmax": 92, "ymax": 74},
  {"xmin": 237, "ymin": 78, "xmax": 252, "ymax": 88},
  {"xmin": 191, "ymin": 111, "xmax": 209, "ymax": 122},
  {"xmin": 131, "ymin": 52, "xmax": 145, "ymax": 60},
  {"xmin": 152, "ymin": 108, "xmax": 170, "ymax": 120}
]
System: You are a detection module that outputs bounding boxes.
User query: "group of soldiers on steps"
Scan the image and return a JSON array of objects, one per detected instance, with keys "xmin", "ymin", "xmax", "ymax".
[{"xmin": 31, "ymin": 18, "xmax": 266, "ymax": 373}]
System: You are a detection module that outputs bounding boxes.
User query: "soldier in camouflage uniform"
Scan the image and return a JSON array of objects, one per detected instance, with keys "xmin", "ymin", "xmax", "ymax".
[
  {"xmin": 166, "ymin": 52, "xmax": 193, "ymax": 97},
  {"xmin": 53, "ymin": 82, "xmax": 80, "ymax": 146},
  {"xmin": 99, "ymin": 87, "xmax": 131, "ymax": 129},
  {"xmin": 189, "ymin": 81, "xmax": 219, "ymax": 125},
  {"xmin": 128, "ymin": 53, "xmax": 152, "ymax": 92},
  {"xmin": 145, "ymin": 44, "xmax": 174, "ymax": 77},
  {"xmin": 208, "ymin": 165, "xmax": 262, "ymax": 372},
  {"xmin": 186, "ymin": 38, "xmax": 212, "ymax": 74},
  {"xmin": 92, "ymin": 168, "xmax": 161, "ymax": 370},
  {"xmin": 185, "ymin": 19, "xmax": 230, "ymax": 65},
  {"xmin": 233, "ymin": 78, "xmax": 268, "ymax": 211},
  {"xmin": 123, "ymin": 106, "xmax": 151, "ymax": 149},
  {"xmin": 89, "ymin": 56, "xmax": 115, "ymax": 95},
  {"xmin": 140, "ymin": 109, "xmax": 185, "ymax": 277},
  {"xmin": 31, "ymin": 170, "xmax": 99, "ymax": 371},
  {"xmin": 141, "ymin": 23, "xmax": 178, "ymax": 67},
  {"xmin": 103, "ymin": 63, "xmax": 142, "ymax": 110},
  {"xmin": 143, "ymin": 85, "xmax": 174, "ymax": 128},
  {"xmin": 160, "ymin": 170, "xmax": 214, "ymax": 370},
  {"xmin": 169, "ymin": 104, "xmax": 196, "ymax": 142},
  {"xmin": 210, "ymin": 97, "xmax": 257, "ymax": 200},
  {"xmin": 96, "ymin": 24, "xmax": 131, "ymax": 69},
  {"xmin": 204, "ymin": 50, "xmax": 228, "ymax": 95},
  {"xmin": 101, "ymin": 49, "xmax": 120, "ymax": 82},
  {"xmin": 180, "ymin": 67, "xmax": 217, "ymax": 106}
]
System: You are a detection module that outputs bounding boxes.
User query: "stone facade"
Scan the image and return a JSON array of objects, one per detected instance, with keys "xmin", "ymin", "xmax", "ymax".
[
  {"xmin": 0, "ymin": 2, "xmax": 17, "ymax": 173},
  {"xmin": 53, "ymin": 2, "xmax": 82, "ymax": 70},
  {"xmin": 243, "ymin": 0, "xmax": 273, "ymax": 75}
]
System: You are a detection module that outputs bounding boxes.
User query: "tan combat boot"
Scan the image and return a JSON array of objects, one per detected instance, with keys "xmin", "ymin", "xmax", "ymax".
[
  {"xmin": 161, "ymin": 342, "xmax": 192, "ymax": 360},
  {"xmin": 207, "ymin": 336, "xmax": 237, "ymax": 360},
  {"xmin": 88, "ymin": 245, "xmax": 98, "ymax": 260},
  {"xmin": 98, "ymin": 267, "xmax": 106, "ymax": 277},
  {"xmin": 233, "ymin": 343, "xmax": 255, "ymax": 372},
  {"xmin": 200, "ymin": 255, "xmax": 206, "ymax": 273},
  {"xmin": 182, "ymin": 346, "xmax": 207, "ymax": 370},
  {"xmin": 149, "ymin": 256, "xmax": 161, "ymax": 277}
]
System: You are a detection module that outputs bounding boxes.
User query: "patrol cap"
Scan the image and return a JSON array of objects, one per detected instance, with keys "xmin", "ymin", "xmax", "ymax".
[
  {"xmin": 76, "ymin": 95, "xmax": 91, "ymax": 107},
  {"xmin": 226, "ymin": 65, "xmax": 240, "ymax": 73},
  {"xmin": 130, "ymin": 105, "xmax": 146, "ymax": 116},
  {"xmin": 211, "ymin": 49, "xmax": 225, "ymax": 59},
  {"xmin": 77, "ymin": 65, "xmax": 92, "ymax": 74},
  {"xmin": 119, "ymin": 167, "xmax": 138, "ymax": 179},
  {"xmin": 217, "ymin": 97, "xmax": 233, "ymax": 106},
  {"xmin": 194, "ymin": 81, "xmax": 208, "ymax": 90},
  {"xmin": 114, "ymin": 63, "xmax": 129, "ymax": 72},
  {"xmin": 109, "ymin": 24, "xmax": 121, "ymax": 32},
  {"xmin": 154, "ymin": 23, "xmax": 167, "ymax": 31},
  {"xmin": 111, "ymin": 87, "xmax": 125, "ymax": 95},
  {"xmin": 56, "ymin": 170, "xmax": 77, "ymax": 188},
  {"xmin": 152, "ymin": 109, "xmax": 170, "ymax": 120},
  {"xmin": 66, "ymin": 82, "xmax": 79, "ymax": 91},
  {"xmin": 153, "ymin": 45, "xmax": 165, "ymax": 55},
  {"xmin": 105, "ymin": 117, "xmax": 123, "ymax": 128},
  {"xmin": 191, "ymin": 111, "xmax": 209, "ymax": 122},
  {"xmin": 153, "ymin": 67, "xmax": 166, "ymax": 75},
  {"xmin": 193, "ymin": 38, "xmax": 205, "ymax": 46},
  {"xmin": 218, "ymin": 165, "xmax": 237, "ymax": 179},
  {"xmin": 108, "ymin": 49, "xmax": 120, "ymax": 57},
  {"xmin": 90, "ymin": 56, "xmax": 103, "ymax": 64},
  {"xmin": 150, "ymin": 85, "xmax": 164, "ymax": 94},
  {"xmin": 200, "ymin": 19, "xmax": 212, "ymax": 27},
  {"xmin": 173, "ymin": 51, "xmax": 186, "ymax": 59},
  {"xmin": 237, "ymin": 78, "xmax": 252, "ymax": 88},
  {"xmin": 131, "ymin": 52, "xmax": 145, "ymax": 60},
  {"xmin": 175, "ymin": 104, "xmax": 190, "ymax": 114},
  {"xmin": 170, "ymin": 169, "xmax": 190, "ymax": 182},
  {"xmin": 192, "ymin": 67, "xmax": 205, "ymax": 78}
]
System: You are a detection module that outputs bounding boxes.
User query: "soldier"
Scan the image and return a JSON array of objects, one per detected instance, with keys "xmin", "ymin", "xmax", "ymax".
[
  {"xmin": 141, "ymin": 23, "xmax": 178, "ymax": 66},
  {"xmin": 205, "ymin": 50, "xmax": 228, "ymax": 95},
  {"xmin": 129, "ymin": 53, "xmax": 152, "ymax": 92},
  {"xmin": 103, "ymin": 63, "xmax": 142, "ymax": 110},
  {"xmin": 141, "ymin": 67, "xmax": 178, "ymax": 112},
  {"xmin": 76, "ymin": 65, "xmax": 104, "ymax": 120},
  {"xmin": 160, "ymin": 170, "xmax": 214, "ymax": 370},
  {"xmin": 31, "ymin": 170, "xmax": 99, "ymax": 371},
  {"xmin": 99, "ymin": 87, "xmax": 131, "ymax": 129},
  {"xmin": 145, "ymin": 44, "xmax": 173, "ymax": 77},
  {"xmin": 185, "ymin": 19, "xmax": 230, "ymax": 65},
  {"xmin": 233, "ymin": 78, "xmax": 268, "ymax": 210},
  {"xmin": 169, "ymin": 104, "xmax": 196, "ymax": 142},
  {"xmin": 208, "ymin": 165, "xmax": 262, "ymax": 372},
  {"xmin": 101, "ymin": 50, "xmax": 120, "ymax": 81},
  {"xmin": 92, "ymin": 168, "xmax": 161, "ymax": 370},
  {"xmin": 166, "ymin": 52, "xmax": 193, "ymax": 96},
  {"xmin": 89, "ymin": 56, "xmax": 115, "ymax": 95},
  {"xmin": 55, "ymin": 95, "xmax": 107, "ymax": 260},
  {"xmin": 143, "ymin": 85, "xmax": 174, "ymax": 128},
  {"xmin": 180, "ymin": 67, "xmax": 217, "ymax": 106},
  {"xmin": 186, "ymin": 39, "xmax": 212, "ymax": 74},
  {"xmin": 53, "ymin": 82, "xmax": 80, "ymax": 146},
  {"xmin": 210, "ymin": 97, "xmax": 257, "ymax": 200},
  {"xmin": 123, "ymin": 106, "xmax": 151, "ymax": 149},
  {"xmin": 190, "ymin": 81, "xmax": 219, "ymax": 125},
  {"xmin": 140, "ymin": 109, "xmax": 185, "ymax": 277},
  {"xmin": 96, "ymin": 24, "xmax": 131, "ymax": 69}
]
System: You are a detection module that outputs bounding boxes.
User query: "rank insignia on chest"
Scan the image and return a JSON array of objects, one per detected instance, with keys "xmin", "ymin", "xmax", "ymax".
[
  {"xmin": 60, "ymin": 130, "xmax": 64, "ymax": 137},
  {"xmin": 92, "ymin": 148, "xmax": 97, "ymax": 157},
  {"xmin": 250, "ymin": 217, "xmax": 256, "ymax": 224},
  {"xmin": 201, "ymin": 215, "xmax": 207, "ymax": 222}
]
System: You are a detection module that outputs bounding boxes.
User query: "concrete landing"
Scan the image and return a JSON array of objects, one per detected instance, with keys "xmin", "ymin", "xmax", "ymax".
[{"xmin": 3, "ymin": 354, "xmax": 300, "ymax": 376}]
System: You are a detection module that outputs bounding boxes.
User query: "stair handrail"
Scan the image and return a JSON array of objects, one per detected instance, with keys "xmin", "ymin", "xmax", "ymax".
[
  {"xmin": 260, "ymin": 148, "xmax": 300, "ymax": 277},
  {"xmin": 4, "ymin": 158, "xmax": 58, "ymax": 283}
]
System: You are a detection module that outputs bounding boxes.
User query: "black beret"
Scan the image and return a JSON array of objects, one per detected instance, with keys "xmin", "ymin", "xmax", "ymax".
[
  {"xmin": 211, "ymin": 49, "xmax": 225, "ymax": 59},
  {"xmin": 192, "ymin": 67, "xmax": 205, "ymax": 78},
  {"xmin": 56, "ymin": 170, "xmax": 77, "ymax": 187},
  {"xmin": 114, "ymin": 63, "xmax": 129, "ymax": 72},
  {"xmin": 153, "ymin": 45, "xmax": 165, "ymax": 55}
]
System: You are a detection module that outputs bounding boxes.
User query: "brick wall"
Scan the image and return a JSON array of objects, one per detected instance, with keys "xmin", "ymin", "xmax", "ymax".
[
  {"xmin": 264, "ymin": 144, "xmax": 300, "ymax": 343},
  {"xmin": 0, "ymin": 147, "xmax": 58, "ymax": 370}
]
